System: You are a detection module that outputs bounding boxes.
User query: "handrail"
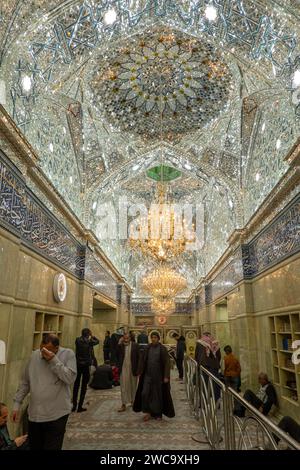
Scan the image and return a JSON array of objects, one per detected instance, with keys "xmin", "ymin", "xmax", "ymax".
[
  {"xmin": 184, "ymin": 356, "xmax": 300, "ymax": 450},
  {"xmin": 229, "ymin": 387, "xmax": 300, "ymax": 450}
]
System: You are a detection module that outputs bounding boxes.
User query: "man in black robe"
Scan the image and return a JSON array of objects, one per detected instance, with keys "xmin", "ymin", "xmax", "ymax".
[
  {"xmin": 110, "ymin": 327, "xmax": 124, "ymax": 363},
  {"xmin": 173, "ymin": 333, "xmax": 186, "ymax": 381},
  {"xmin": 133, "ymin": 332, "xmax": 175, "ymax": 421}
]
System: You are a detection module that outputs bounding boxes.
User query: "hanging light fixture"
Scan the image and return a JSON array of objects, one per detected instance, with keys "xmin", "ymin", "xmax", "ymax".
[
  {"xmin": 142, "ymin": 266, "xmax": 187, "ymax": 298},
  {"xmin": 151, "ymin": 297, "xmax": 176, "ymax": 315},
  {"xmin": 128, "ymin": 181, "xmax": 195, "ymax": 261},
  {"xmin": 128, "ymin": 68, "xmax": 196, "ymax": 262}
]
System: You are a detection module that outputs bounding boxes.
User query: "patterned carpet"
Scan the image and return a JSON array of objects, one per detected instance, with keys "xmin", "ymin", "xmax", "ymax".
[{"xmin": 63, "ymin": 372, "xmax": 209, "ymax": 450}]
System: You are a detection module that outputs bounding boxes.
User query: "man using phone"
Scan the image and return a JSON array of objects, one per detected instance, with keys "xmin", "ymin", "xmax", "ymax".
[
  {"xmin": 72, "ymin": 328, "xmax": 99, "ymax": 412},
  {"xmin": 12, "ymin": 333, "xmax": 76, "ymax": 450}
]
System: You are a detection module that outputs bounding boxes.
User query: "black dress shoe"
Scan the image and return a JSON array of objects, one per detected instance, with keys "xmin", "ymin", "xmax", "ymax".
[
  {"xmin": 77, "ymin": 407, "xmax": 87, "ymax": 412},
  {"xmin": 72, "ymin": 405, "xmax": 77, "ymax": 412}
]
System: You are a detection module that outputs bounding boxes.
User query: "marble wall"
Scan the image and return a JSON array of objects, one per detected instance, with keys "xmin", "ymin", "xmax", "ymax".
[
  {"xmin": 196, "ymin": 249, "xmax": 300, "ymax": 420},
  {"xmin": 0, "ymin": 142, "xmax": 131, "ymax": 434},
  {"xmin": 203, "ymin": 193, "xmax": 300, "ymax": 304},
  {"xmin": 0, "ymin": 226, "xmax": 91, "ymax": 426},
  {"xmin": 193, "ymin": 177, "xmax": 300, "ymax": 420}
]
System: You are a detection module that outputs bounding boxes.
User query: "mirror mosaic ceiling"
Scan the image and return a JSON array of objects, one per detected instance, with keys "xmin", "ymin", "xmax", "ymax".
[{"xmin": 0, "ymin": 0, "xmax": 300, "ymax": 298}]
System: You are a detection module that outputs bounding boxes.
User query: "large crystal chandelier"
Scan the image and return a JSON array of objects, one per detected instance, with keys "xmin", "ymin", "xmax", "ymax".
[
  {"xmin": 129, "ymin": 182, "xmax": 195, "ymax": 261},
  {"xmin": 142, "ymin": 266, "xmax": 187, "ymax": 297}
]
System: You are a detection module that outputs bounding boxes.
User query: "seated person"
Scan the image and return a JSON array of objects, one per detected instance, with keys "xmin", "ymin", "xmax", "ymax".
[
  {"xmin": 275, "ymin": 416, "xmax": 300, "ymax": 444},
  {"xmin": 0, "ymin": 402, "xmax": 28, "ymax": 450},
  {"xmin": 111, "ymin": 363, "xmax": 120, "ymax": 387},
  {"xmin": 234, "ymin": 372, "xmax": 277, "ymax": 417},
  {"xmin": 89, "ymin": 361, "xmax": 113, "ymax": 390}
]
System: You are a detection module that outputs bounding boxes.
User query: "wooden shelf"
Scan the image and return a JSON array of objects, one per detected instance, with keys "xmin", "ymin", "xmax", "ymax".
[
  {"xmin": 282, "ymin": 396, "xmax": 299, "ymax": 407},
  {"xmin": 32, "ymin": 312, "xmax": 64, "ymax": 350},
  {"xmin": 281, "ymin": 366, "xmax": 296, "ymax": 373},
  {"xmin": 269, "ymin": 312, "xmax": 300, "ymax": 413},
  {"xmin": 283, "ymin": 385, "xmax": 297, "ymax": 391}
]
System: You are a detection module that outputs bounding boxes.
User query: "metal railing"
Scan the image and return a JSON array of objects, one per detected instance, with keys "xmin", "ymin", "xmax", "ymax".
[{"xmin": 184, "ymin": 356, "xmax": 300, "ymax": 450}]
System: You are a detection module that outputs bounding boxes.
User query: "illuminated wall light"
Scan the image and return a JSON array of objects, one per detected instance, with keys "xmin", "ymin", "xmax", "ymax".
[
  {"xmin": 276, "ymin": 139, "xmax": 281, "ymax": 150},
  {"xmin": 69, "ymin": 176, "xmax": 73, "ymax": 184},
  {"xmin": 49, "ymin": 143, "xmax": 54, "ymax": 153},
  {"xmin": 205, "ymin": 5, "xmax": 218, "ymax": 21},
  {"xmin": 255, "ymin": 173, "xmax": 260, "ymax": 181},
  {"xmin": 292, "ymin": 70, "xmax": 300, "ymax": 88},
  {"xmin": 21, "ymin": 75, "xmax": 32, "ymax": 92},
  {"xmin": 103, "ymin": 9, "xmax": 117, "ymax": 25}
]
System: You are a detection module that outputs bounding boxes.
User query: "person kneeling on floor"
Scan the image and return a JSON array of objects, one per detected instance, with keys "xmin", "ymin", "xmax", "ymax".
[
  {"xmin": 274, "ymin": 416, "xmax": 300, "ymax": 445},
  {"xmin": 89, "ymin": 361, "xmax": 113, "ymax": 390}
]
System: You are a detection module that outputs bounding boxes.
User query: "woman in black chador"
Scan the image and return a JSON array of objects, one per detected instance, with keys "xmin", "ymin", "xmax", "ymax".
[{"xmin": 133, "ymin": 332, "xmax": 175, "ymax": 421}]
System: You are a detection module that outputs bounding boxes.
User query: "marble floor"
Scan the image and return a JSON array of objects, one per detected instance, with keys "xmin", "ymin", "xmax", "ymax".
[{"xmin": 63, "ymin": 373, "xmax": 209, "ymax": 450}]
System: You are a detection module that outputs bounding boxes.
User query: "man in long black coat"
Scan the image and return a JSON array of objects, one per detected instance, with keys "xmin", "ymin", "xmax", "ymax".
[
  {"xmin": 133, "ymin": 332, "xmax": 175, "ymax": 421},
  {"xmin": 110, "ymin": 327, "xmax": 124, "ymax": 363},
  {"xmin": 173, "ymin": 333, "xmax": 186, "ymax": 380},
  {"xmin": 73, "ymin": 328, "xmax": 99, "ymax": 412}
]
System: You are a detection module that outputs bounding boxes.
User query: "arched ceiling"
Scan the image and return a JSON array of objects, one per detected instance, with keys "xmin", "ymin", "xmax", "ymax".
[{"xmin": 0, "ymin": 0, "xmax": 299, "ymax": 295}]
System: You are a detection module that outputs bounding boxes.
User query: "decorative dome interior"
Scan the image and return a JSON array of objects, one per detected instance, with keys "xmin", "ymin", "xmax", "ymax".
[{"xmin": 0, "ymin": 0, "xmax": 300, "ymax": 299}]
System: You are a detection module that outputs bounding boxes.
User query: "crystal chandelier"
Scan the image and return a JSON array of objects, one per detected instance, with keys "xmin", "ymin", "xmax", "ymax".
[
  {"xmin": 151, "ymin": 297, "xmax": 175, "ymax": 315},
  {"xmin": 142, "ymin": 266, "xmax": 187, "ymax": 298},
  {"xmin": 129, "ymin": 183, "xmax": 195, "ymax": 262}
]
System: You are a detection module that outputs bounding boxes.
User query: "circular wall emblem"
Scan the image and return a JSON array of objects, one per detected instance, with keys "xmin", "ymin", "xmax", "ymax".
[
  {"xmin": 53, "ymin": 273, "xmax": 67, "ymax": 302},
  {"xmin": 157, "ymin": 315, "xmax": 167, "ymax": 325}
]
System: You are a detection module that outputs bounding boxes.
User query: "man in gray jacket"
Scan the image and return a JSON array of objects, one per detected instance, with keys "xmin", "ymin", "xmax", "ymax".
[{"xmin": 12, "ymin": 333, "xmax": 77, "ymax": 450}]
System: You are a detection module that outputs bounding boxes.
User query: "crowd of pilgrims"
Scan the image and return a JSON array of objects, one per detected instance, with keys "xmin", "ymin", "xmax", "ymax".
[{"xmin": 1, "ymin": 329, "xmax": 300, "ymax": 450}]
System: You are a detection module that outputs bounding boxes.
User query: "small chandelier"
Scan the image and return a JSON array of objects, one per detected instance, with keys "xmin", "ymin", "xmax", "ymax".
[
  {"xmin": 129, "ymin": 183, "xmax": 195, "ymax": 262},
  {"xmin": 142, "ymin": 266, "xmax": 187, "ymax": 298},
  {"xmin": 151, "ymin": 297, "xmax": 175, "ymax": 315}
]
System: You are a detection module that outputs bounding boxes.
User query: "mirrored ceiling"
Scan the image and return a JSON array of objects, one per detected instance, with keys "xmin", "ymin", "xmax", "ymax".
[{"xmin": 0, "ymin": 0, "xmax": 299, "ymax": 297}]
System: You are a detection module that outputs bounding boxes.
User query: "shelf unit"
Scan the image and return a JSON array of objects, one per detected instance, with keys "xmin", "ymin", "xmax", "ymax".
[
  {"xmin": 33, "ymin": 312, "xmax": 64, "ymax": 350},
  {"xmin": 269, "ymin": 313, "xmax": 300, "ymax": 407}
]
